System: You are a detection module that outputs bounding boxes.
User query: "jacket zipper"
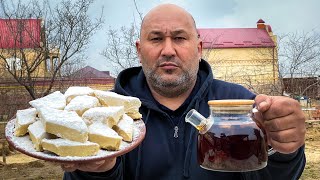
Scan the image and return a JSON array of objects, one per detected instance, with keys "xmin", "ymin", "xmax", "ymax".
[
  {"xmin": 173, "ymin": 126, "xmax": 179, "ymax": 138},
  {"xmin": 173, "ymin": 112, "xmax": 189, "ymax": 138}
]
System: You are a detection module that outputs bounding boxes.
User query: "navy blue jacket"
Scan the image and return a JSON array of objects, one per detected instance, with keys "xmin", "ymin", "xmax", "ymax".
[{"xmin": 64, "ymin": 60, "xmax": 305, "ymax": 180}]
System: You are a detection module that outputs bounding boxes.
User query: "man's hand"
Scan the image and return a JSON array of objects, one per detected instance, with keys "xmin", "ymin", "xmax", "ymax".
[
  {"xmin": 61, "ymin": 157, "xmax": 117, "ymax": 172},
  {"xmin": 254, "ymin": 94, "xmax": 306, "ymax": 154}
]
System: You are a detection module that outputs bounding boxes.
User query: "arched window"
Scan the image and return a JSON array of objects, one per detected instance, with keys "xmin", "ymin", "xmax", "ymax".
[{"xmin": 5, "ymin": 57, "xmax": 22, "ymax": 70}]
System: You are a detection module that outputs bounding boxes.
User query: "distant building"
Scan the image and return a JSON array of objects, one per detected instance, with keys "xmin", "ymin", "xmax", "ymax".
[
  {"xmin": 198, "ymin": 19, "xmax": 280, "ymax": 94},
  {"xmin": 71, "ymin": 66, "xmax": 111, "ymax": 78},
  {"xmin": 0, "ymin": 18, "xmax": 59, "ymax": 78},
  {"xmin": 67, "ymin": 66, "xmax": 115, "ymax": 90}
]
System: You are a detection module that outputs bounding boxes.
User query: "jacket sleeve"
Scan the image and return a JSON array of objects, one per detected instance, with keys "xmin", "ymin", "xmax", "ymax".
[
  {"xmin": 63, "ymin": 156, "xmax": 123, "ymax": 180},
  {"xmin": 266, "ymin": 145, "xmax": 306, "ymax": 180}
]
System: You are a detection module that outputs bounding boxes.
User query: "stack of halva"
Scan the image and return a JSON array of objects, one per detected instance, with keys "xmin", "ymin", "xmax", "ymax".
[{"xmin": 14, "ymin": 86, "xmax": 141, "ymax": 157}]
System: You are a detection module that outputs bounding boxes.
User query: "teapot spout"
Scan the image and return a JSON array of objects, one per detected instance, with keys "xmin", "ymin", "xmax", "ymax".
[{"xmin": 185, "ymin": 109, "xmax": 212, "ymax": 134}]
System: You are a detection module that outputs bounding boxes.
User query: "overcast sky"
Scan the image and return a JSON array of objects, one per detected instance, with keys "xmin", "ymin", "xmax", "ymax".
[{"xmin": 85, "ymin": 0, "xmax": 320, "ymax": 73}]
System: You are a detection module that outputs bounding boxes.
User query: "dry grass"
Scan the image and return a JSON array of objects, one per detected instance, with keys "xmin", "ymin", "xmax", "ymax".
[{"xmin": 299, "ymin": 123, "xmax": 320, "ymax": 180}]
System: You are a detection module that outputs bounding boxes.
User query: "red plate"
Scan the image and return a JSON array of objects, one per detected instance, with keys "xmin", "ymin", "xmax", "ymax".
[{"xmin": 5, "ymin": 118, "xmax": 146, "ymax": 163}]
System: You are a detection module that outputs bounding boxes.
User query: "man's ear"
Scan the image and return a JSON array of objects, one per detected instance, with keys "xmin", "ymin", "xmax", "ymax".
[
  {"xmin": 197, "ymin": 39, "xmax": 203, "ymax": 61},
  {"xmin": 136, "ymin": 40, "xmax": 141, "ymax": 63}
]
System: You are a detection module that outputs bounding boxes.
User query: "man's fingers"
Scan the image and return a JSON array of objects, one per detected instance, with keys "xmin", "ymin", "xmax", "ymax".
[
  {"xmin": 269, "ymin": 138, "xmax": 304, "ymax": 154},
  {"xmin": 61, "ymin": 163, "xmax": 77, "ymax": 172},
  {"xmin": 77, "ymin": 160, "xmax": 106, "ymax": 172},
  {"xmin": 268, "ymin": 128, "xmax": 302, "ymax": 143},
  {"xmin": 255, "ymin": 95, "xmax": 303, "ymax": 121},
  {"xmin": 264, "ymin": 115, "xmax": 301, "ymax": 131},
  {"xmin": 60, "ymin": 158, "xmax": 116, "ymax": 173},
  {"xmin": 264, "ymin": 119, "xmax": 306, "ymax": 154},
  {"xmin": 253, "ymin": 95, "xmax": 306, "ymax": 154}
]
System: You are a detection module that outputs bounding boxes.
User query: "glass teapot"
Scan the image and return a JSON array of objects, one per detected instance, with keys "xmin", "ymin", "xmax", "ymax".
[{"xmin": 185, "ymin": 99, "xmax": 275, "ymax": 172}]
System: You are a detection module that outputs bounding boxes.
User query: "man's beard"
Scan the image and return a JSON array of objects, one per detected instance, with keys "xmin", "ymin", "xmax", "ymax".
[{"xmin": 143, "ymin": 60, "xmax": 198, "ymax": 98}]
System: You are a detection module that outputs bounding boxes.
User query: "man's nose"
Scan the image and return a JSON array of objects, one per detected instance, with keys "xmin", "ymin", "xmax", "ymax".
[{"xmin": 161, "ymin": 38, "xmax": 176, "ymax": 57}]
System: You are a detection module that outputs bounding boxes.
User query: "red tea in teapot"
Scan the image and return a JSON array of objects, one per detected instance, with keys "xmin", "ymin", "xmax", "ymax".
[{"xmin": 197, "ymin": 121, "xmax": 268, "ymax": 172}]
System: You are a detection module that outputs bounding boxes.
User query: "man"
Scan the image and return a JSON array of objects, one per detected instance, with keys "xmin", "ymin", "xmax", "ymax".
[
  {"xmin": 307, "ymin": 98, "xmax": 312, "ymax": 107},
  {"xmin": 63, "ymin": 4, "xmax": 306, "ymax": 180}
]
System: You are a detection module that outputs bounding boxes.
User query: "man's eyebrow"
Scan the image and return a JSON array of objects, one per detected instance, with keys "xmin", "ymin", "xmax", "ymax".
[
  {"xmin": 148, "ymin": 31, "xmax": 163, "ymax": 36},
  {"xmin": 170, "ymin": 29, "xmax": 188, "ymax": 36},
  {"xmin": 148, "ymin": 29, "xmax": 188, "ymax": 36}
]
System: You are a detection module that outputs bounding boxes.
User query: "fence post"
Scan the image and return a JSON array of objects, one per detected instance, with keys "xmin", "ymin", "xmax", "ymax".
[{"xmin": 1, "ymin": 140, "xmax": 6, "ymax": 164}]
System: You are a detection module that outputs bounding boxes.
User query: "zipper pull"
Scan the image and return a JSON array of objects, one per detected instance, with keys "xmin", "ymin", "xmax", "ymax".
[{"xmin": 173, "ymin": 126, "xmax": 179, "ymax": 138}]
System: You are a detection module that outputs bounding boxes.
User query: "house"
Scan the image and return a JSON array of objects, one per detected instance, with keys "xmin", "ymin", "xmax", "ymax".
[
  {"xmin": 0, "ymin": 18, "xmax": 58, "ymax": 78},
  {"xmin": 68, "ymin": 66, "xmax": 115, "ymax": 90},
  {"xmin": 198, "ymin": 19, "xmax": 280, "ymax": 94},
  {"xmin": 0, "ymin": 19, "xmax": 115, "ymax": 119}
]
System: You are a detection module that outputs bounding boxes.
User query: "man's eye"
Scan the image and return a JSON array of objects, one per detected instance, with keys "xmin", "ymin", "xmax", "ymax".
[
  {"xmin": 151, "ymin": 37, "xmax": 162, "ymax": 41},
  {"xmin": 175, "ymin": 37, "xmax": 186, "ymax": 41}
]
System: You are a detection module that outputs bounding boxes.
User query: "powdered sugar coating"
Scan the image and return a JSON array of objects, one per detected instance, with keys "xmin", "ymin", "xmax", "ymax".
[
  {"xmin": 64, "ymin": 95, "xmax": 100, "ymax": 115},
  {"xmin": 28, "ymin": 120, "xmax": 46, "ymax": 138},
  {"xmin": 64, "ymin": 86, "xmax": 94, "ymax": 102},
  {"xmin": 5, "ymin": 118, "xmax": 145, "ymax": 162},
  {"xmin": 29, "ymin": 91, "xmax": 66, "ymax": 110},
  {"xmin": 117, "ymin": 114, "xmax": 133, "ymax": 134},
  {"xmin": 94, "ymin": 90, "xmax": 141, "ymax": 113},
  {"xmin": 16, "ymin": 108, "xmax": 37, "ymax": 125},
  {"xmin": 89, "ymin": 122, "xmax": 121, "ymax": 137},
  {"xmin": 82, "ymin": 106, "xmax": 124, "ymax": 125},
  {"xmin": 38, "ymin": 107, "xmax": 88, "ymax": 134}
]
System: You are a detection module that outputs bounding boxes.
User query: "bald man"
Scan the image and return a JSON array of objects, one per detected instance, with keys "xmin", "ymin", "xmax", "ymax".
[{"xmin": 63, "ymin": 4, "xmax": 306, "ymax": 180}]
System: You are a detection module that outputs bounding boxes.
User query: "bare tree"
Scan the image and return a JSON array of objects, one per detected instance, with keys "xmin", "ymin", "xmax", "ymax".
[
  {"xmin": 0, "ymin": 0, "xmax": 103, "ymax": 99},
  {"xmin": 101, "ymin": 24, "xmax": 140, "ymax": 75},
  {"xmin": 101, "ymin": 0, "xmax": 142, "ymax": 76},
  {"xmin": 279, "ymin": 31, "xmax": 320, "ymax": 97}
]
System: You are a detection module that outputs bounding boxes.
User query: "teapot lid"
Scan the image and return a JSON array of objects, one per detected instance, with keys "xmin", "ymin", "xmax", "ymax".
[{"xmin": 208, "ymin": 99, "xmax": 254, "ymax": 106}]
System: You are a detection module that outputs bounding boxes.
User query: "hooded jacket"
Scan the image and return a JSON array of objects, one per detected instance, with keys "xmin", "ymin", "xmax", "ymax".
[{"xmin": 64, "ymin": 60, "xmax": 305, "ymax": 180}]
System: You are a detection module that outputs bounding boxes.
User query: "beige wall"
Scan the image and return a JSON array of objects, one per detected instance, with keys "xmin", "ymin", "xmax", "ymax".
[
  {"xmin": 203, "ymin": 46, "xmax": 280, "ymax": 94},
  {"xmin": 0, "ymin": 48, "xmax": 49, "ymax": 78}
]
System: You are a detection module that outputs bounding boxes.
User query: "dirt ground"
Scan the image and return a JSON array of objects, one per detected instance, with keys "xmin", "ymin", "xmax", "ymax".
[
  {"xmin": 0, "ymin": 123, "xmax": 319, "ymax": 180},
  {"xmin": 300, "ymin": 122, "xmax": 320, "ymax": 180},
  {"xmin": 0, "ymin": 156, "xmax": 63, "ymax": 180}
]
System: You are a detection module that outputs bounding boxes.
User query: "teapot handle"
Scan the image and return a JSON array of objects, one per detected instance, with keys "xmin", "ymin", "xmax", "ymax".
[{"xmin": 252, "ymin": 107, "xmax": 277, "ymax": 156}]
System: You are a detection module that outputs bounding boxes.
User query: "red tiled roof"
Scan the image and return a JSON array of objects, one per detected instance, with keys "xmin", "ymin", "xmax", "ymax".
[
  {"xmin": 0, "ymin": 19, "xmax": 41, "ymax": 49},
  {"xmin": 198, "ymin": 28, "xmax": 275, "ymax": 49}
]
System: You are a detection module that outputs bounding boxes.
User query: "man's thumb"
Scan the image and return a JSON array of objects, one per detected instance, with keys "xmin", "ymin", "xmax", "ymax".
[{"xmin": 255, "ymin": 94, "xmax": 272, "ymax": 112}]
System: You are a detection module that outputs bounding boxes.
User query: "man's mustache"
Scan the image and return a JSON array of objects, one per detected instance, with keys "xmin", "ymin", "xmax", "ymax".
[{"xmin": 157, "ymin": 57, "xmax": 181, "ymax": 66}]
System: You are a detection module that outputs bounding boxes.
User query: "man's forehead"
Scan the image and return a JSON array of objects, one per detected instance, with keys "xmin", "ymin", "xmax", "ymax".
[
  {"xmin": 141, "ymin": 16, "xmax": 195, "ymax": 36},
  {"xmin": 143, "ymin": 14, "xmax": 192, "ymax": 27},
  {"xmin": 142, "ymin": 4, "xmax": 190, "ymax": 21},
  {"xmin": 140, "ymin": 4, "xmax": 196, "ymax": 33}
]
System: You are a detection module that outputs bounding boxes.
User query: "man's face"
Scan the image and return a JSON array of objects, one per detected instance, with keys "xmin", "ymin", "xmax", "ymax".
[{"xmin": 136, "ymin": 8, "xmax": 202, "ymax": 97}]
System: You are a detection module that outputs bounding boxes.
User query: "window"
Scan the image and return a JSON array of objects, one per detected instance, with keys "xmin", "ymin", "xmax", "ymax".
[
  {"xmin": 5, "ymin": 57, "xmax": 22, "ymax": 70},
  {"xmin": 46, "ymin": 57, "xmax": 59, "ymax": 72},
  {"xmin": 46, "ymin": 58, "xmax": 51, "ymax": 71}
]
